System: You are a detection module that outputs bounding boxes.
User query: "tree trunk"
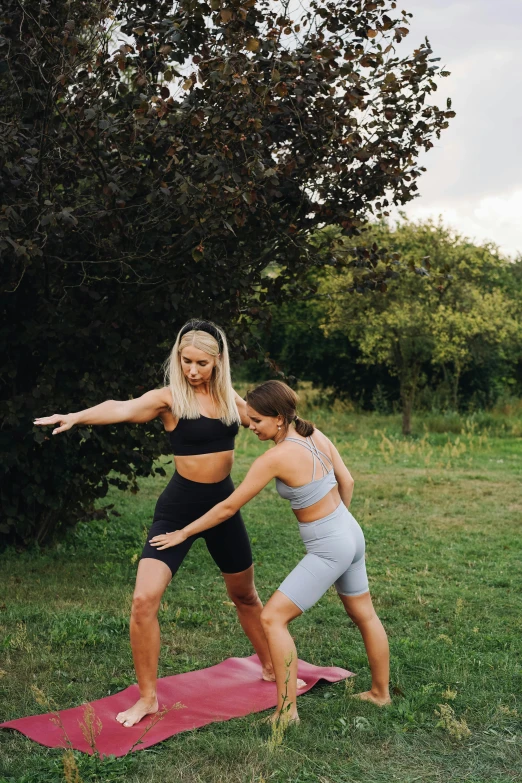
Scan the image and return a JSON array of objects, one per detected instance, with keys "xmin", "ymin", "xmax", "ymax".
[
  {"xmin": 402, "ymin": 394, "xmax": 413, "ymax": 436},
  {"xmin": 400, "ymin": 367, "xmax": 420, "ymax": 436},
  {"xmin": 452, "ymin": 365, "xmax": 461, "ymax": 410}
]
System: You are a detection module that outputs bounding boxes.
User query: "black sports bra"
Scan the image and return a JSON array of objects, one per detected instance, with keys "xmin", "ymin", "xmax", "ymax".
[{"xmin": 167, "ymin": 415, "xmax": 239, "ymax": 456}]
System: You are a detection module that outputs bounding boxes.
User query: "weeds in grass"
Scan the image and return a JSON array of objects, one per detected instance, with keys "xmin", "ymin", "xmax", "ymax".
[
  {"xmin": 10, "ymin": 622, "xmax": 31, "ymax": 652},
  {"xmin": 78, "ymin": 704, "xmax": 102, "ymax": 753},
  {"xmin": 30, "ymin": 684, "xmax": 55, "ymax": 710},
  {"xmin": 268, "ymin": 653, "xmax": 295, "ymax": 750},
  {"xmin": 128, "ymin": 702, "xmax": 185, "ymax": 754},
  {"xmin": 31, "ymin": 684, "xmax": 75, "ymax": 752},
  {"xmin": 435, "ymin": 703, "xmax": 471, "ymax": 740},
  {"xmin": 344, "ymin": 678, "xmax": 355, "ymax": 695},
  {"xmin": 437, "ymin": 634, "xmax": 453, "ymax": 645},
  {"xmin": 442, "ymin": 688, "xmax": 457, "ymax": 700},
  {"xmin": 62, "ymin": 749, "xmax": 82, "ymax": 783},
  {"xmin": 498, "ymin": 705, "xmax": 518, "ymax": 718}
]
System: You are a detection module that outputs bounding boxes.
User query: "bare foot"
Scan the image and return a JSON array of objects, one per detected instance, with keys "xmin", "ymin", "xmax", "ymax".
[
  {"xmin": 261, "ymin": 665, "xmax": 306, "ymax": 690},
  {"xmin": 116, "ymin": 696, "xmax": 158, "ymax": 727},
  {"xmin": 353, "ymin": 690, "xmax": 391, "ymax": 707},
  {"xmin": 261, "ymin": 663, "xmax": 276, "ymax": 682}
]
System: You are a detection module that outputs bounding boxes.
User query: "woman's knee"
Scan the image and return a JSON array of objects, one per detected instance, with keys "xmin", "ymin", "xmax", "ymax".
[
  {"xmin": 340, "ymin": 591, "xmax": 376, "ymax": 625},
  {"xmin": 260, "ymin": 606, "xmax": 285, "ymax": 632},
  {"xmin": 131, "ymin": 592, "xmax": 160, "ymax": 623},
  {"xmin": 226, "ymin": 583, "xmax": 260, "ymax": 609}
]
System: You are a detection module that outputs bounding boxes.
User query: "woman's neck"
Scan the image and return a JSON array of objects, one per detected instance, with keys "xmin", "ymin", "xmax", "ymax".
[
  {"xmin": 194, "ymin": 384, "xmax": 212, "ymax": 397},
  {"xmin": 273, "ymin": 426, "xmax": 292, "ymax": 445}
]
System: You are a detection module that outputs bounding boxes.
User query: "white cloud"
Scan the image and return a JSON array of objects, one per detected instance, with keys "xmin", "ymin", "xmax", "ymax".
[
  {"xmin": 400, "ymin": 189, "xmax": 522, "ymax": 257},
  {"xmin": 396, "ymin": 0, "xmax": 522, "ymax": 255}
]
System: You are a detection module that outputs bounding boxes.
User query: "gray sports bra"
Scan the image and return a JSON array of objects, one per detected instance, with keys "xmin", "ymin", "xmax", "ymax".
[{"xmin": 275, "ymin": 435, "xmax": 338, "ymax": 509}]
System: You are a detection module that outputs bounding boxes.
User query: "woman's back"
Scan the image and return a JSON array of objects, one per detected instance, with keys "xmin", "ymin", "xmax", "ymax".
[
  {"xmin": 275, "ymin": 433, "xmax": 337, "ymax": 509},
  {"xmin": 273, "ymin": 429, "xmax": 345, "ymax": 523}
]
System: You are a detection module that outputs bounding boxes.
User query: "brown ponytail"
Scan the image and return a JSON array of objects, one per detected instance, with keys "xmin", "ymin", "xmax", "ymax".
[
  {"xmin": 246, "ymin": 380, "xmax": 315, "ymax": 436},
  {"xmin": 294, "ymin": 415, "xmax": 314, "ymax": 438}
]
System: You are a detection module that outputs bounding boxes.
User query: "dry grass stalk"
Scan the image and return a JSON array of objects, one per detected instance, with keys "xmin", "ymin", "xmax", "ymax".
[{"xmin": 435, "ymin": 703, "xmax": 471, "ymax": 740}]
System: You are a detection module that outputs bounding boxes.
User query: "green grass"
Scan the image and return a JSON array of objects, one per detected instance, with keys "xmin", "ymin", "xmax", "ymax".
[{"xmin": 1, "ymin": 409, "xmax": 521, "ymax": 783}]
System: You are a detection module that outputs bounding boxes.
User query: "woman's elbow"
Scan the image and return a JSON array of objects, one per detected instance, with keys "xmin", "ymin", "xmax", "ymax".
[
  {"xmin": 343, "ymin": 473, "xmax": 355, "ymax": 493},
  {"xmin": 220, "ymin": 501, "xmax": 238, "ymax": 521}
]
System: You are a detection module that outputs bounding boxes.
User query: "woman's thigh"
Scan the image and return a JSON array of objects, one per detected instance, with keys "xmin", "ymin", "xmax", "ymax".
[
  {"xmin": 140, "ymin": 518, "xmax": 196, "ymax": 578},
  {"xmin": 334, "ymin": 518, "xmax": 368, "ymax": 597},
  {"xmin": 277, "ymin": 545, "xmax": 355, "ymax": 613},
  {"xmin": 203, "ymin": 511, "xmax": 253, "ymax": 574}
]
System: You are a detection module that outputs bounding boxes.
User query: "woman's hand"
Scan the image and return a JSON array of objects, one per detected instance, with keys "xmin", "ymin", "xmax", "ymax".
[
  {"xmin": 149, "ymin": 530, "xmax": 188, "ymax": 550},
  {"xmin": 33, "ymin": 413, "xmax": 77, "ymax": 435}
]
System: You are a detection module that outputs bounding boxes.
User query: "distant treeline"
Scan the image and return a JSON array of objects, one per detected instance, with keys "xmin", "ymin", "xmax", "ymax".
[{"xmin": 239, "ymin": 219, "xmax": 522, "ymax": 434}]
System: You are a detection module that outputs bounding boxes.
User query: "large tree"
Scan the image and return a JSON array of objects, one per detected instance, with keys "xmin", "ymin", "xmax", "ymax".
[
  {"xmin": 0, "ymin": 0, "xmax": 451, "ymax": 542},
  {"xmin": 322, "ymin": 219, "xmax": 522, "ymax": 434}
]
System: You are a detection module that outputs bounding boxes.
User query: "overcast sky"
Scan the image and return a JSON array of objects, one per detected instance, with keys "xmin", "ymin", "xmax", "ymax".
[{"xmin": 395, "ymin": 0, "xmax": 522, "ymax": 256}]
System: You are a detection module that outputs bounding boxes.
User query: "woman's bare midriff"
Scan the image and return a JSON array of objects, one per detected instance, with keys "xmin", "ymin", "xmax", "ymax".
[
  {"xmin": 174, "ymin": 450, "xmax": 235, "ymax": 483},
  {"xmin": 293, "ymin": 486, "xmax": 342, "ymax": 524}
]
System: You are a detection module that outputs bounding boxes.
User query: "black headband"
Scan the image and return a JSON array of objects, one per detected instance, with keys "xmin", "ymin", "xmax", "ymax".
[{"xmin": 179, "ymin": 320, "xmax": 223, "ymax": 352}]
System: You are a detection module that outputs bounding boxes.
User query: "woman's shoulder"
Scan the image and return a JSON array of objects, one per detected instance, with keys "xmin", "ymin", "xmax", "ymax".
[
  {"xmin": 309, "ymin": 428, "xmax": 337, "ymax": 458},
  {"xmin": 152, "ymin": 386, "xmax": 174, "ymax": 410}
]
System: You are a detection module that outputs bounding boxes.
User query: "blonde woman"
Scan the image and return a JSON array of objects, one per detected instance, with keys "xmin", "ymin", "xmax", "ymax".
[{"xmin": 34, "ymin": 320, "xmax": 276, "ymax": 727}]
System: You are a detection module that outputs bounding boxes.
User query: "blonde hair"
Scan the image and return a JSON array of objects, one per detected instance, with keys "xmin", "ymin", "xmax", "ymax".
[{"xmin": 164, "ymin": 321, "xmax": 241, "ymax": 426}]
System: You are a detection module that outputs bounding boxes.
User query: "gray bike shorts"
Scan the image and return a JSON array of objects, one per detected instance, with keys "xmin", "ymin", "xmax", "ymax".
[{"xmin": 278, "ymin": 502, "xmax": 369, "ymax": 612}]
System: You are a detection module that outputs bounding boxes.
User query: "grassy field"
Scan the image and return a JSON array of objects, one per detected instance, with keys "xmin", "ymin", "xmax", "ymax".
[{"xmin": 1, "ymin": 407, "xmax": 521, "ymax": 783}]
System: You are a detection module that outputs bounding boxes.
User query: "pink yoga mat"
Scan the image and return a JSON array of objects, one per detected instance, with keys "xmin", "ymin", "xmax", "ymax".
[{"xmin": 1, "ymin": 655, "xmax": 353, "ymax": 756}]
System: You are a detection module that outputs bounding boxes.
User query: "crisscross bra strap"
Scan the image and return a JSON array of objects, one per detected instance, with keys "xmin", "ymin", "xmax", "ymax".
[{"xmin": 284, "ymin": 435, "xmax": 333, "ymax": 481}]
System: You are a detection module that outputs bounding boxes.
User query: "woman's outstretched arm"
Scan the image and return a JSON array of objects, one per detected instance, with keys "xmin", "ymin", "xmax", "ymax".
[
  {"xmin": 34, "ymin": 388, "xmax": 172, "ymax": 435},
  {"xmin": 150, "ymin": 450, "xmax": 278, "ymax": 550}
]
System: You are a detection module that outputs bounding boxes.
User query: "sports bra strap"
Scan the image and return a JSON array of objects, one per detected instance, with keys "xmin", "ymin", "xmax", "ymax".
[
  {"xmin": 284, "ymin": 435, "xmax": 333, "ymax": 481},
  {"xmin": 308, "ymin": 434, "xmax": 333, "ymax": 474}
]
